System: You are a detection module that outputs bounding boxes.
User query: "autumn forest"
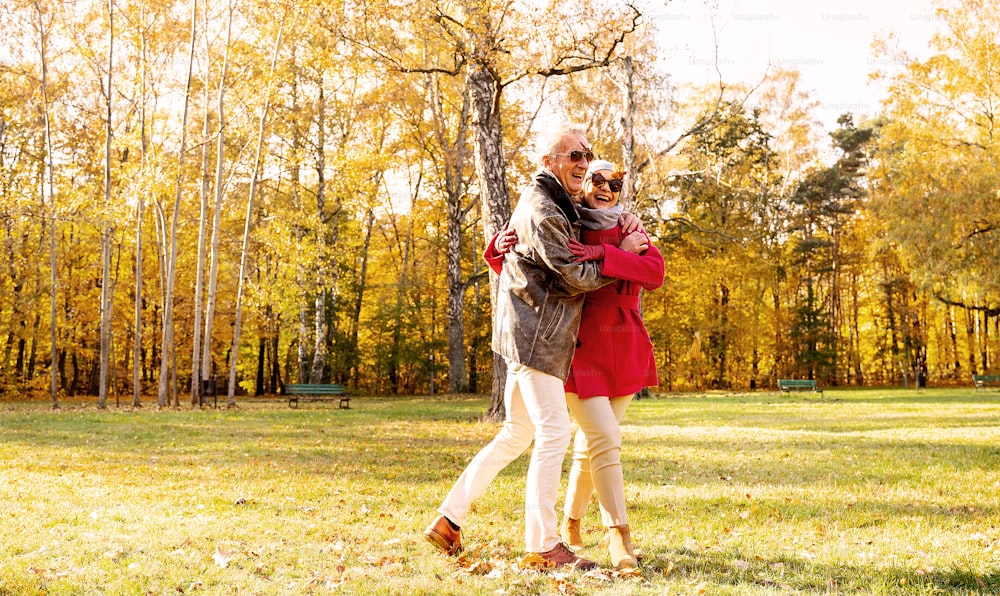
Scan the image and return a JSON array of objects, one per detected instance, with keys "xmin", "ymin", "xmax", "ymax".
[{"xmin": 1, "ymin": 0, "xmax": 998, "ymax": 408}]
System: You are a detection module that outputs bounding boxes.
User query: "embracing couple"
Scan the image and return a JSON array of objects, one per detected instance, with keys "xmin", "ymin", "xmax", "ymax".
[{"xmin": 424, "ymin": 124, "xmax": 664, "ymax": 571}]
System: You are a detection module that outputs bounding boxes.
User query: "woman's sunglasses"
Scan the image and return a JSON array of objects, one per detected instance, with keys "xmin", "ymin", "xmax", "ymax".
[
  {"xmin": 591, "ymin": 172, "xmax": 625, "ymax": 193},
  {"xmin": 551, "ymin": 150, "xmax": 596, "ymax": 162}
]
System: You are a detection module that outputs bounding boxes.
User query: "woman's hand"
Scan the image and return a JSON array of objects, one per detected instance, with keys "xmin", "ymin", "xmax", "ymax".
[
  {"xmin": 568, "ymin": 238, "xmax": 606, "ymax": 262},
  {"xmin": 493, "ymin": 223, "xmax": 518, "ymax": 254}
]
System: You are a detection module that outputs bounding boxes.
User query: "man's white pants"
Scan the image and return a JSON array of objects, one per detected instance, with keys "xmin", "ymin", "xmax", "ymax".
[{"xmin": 438, "ymin": 361, "xmax": 571, "ymax": 553}]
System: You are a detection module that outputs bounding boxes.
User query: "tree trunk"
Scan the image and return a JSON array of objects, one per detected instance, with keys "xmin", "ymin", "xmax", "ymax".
[
  {"xmin": 467, "ymin": 64, "xmax": 510, "ymax": 421},
  {"xmin": 980, "ymin": 310, "xmax": 989, "ymax": 373},
  {"xmin": 290, "ymin": 71, "xmax": 308, "ymax": 385},
  {"xmin": 256, "ymin": 336, "xmax": 265, "ymax": 395},
  {"xmin": 851, "ymin": 272, "xmax": 864, "ymax": 385},
  {"xmin": 157, "ymin": 0, "xmax": 197, "ymax": 407},
  {"xmin": 309, "ymin": 83, "xmax": 328, "ymax": 384},
  {"xmin": 33, "ymin": 0, "xmax": 60, "ymax": 409},
  {"xmin": 269, "ymin": 325, "xmax": 280, "ymax": 393},
  {"xmin": 442, "ymin": 87, "xmax": 472, "ymax": 394},
  {"xmin": 445, "ymin": 189, "xmax": 469, "ymax": 393},
  {"xmin": 201, "ymin": 0, "xmax": 232, "ymax": 400},
  {"xmin": 190, "ymin": 36, "xmax": 212, "ymax": 405},
  {"xmin": 132, "ymin": 7, "xmax": 149, "ymax": 409},
  {"xmin": 966, "ymin": 306, "xmax": 977, "ymax": 375},
  {"xmin": 348, "ymin": 209, "xmax": 374, "ymax": 387},
  {"xmin": 98, "ymin": 0, "xmax": 114, "ymax": 409},
  {"xmin": 620, "ymin": 55, "xmax": 637, "ymax": 211},
  {"xmin": 389, "ymin": 190, "xmax": 415, "ymax": 394}
]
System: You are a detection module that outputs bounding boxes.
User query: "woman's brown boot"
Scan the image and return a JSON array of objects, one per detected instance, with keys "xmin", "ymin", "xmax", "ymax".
[
  {"xmin": 608, "ymin": 525, "xmax": 637, "ymax": 569},
  {"xmin": 561, "ymin": 517, "xmax": 584, "ymax": 549}
]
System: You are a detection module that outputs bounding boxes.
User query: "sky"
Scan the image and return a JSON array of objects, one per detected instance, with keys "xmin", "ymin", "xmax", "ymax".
[{"xmin": 647, "ymin": 0, "xmax": 946, "ymax": 131}]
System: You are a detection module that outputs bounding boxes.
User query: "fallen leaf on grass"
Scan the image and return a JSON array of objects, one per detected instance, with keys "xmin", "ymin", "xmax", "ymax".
[
  {"xmin": 455, "ymin": 551, "xmax": 494, "ymax": 576},
  {"xmin": 516, "ymin": 552, "xmax": 554, "ymax": 572},
  {"xmin": 613, "ymin": 566, "xmax": 643, "ymax": 578},
  {"xmin": 461, "ymin": 560, "xmax": 493, "ymax": 575},
  {"xmin": 552, "ymin": 574, "xmax": 576, "ymax": 594},
  {"xmin": 213, "ymin": 545, "xmax": 232, "ymax": 568}
]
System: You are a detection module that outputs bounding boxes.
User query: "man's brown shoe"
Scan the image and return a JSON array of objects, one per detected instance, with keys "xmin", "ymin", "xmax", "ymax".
[
  {"xmin": 539, "ymin": 542, "xmax": 598, "ymax": 570},
  {"xmin": 424, "ymin": 515, "xmax": 462, "ymax": 555}
]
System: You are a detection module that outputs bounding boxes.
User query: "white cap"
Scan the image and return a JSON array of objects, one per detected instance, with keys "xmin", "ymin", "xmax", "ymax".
[{"xmin": 585, "ymin": 159, "xmax": 616, "ymax": 179}]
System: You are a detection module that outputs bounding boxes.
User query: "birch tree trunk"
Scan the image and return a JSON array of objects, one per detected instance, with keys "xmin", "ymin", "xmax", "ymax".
[
  {"xmin": 191, "ymin": 3, "xmax": 215, "ymax": 405},
  {"xmin": 191, "ymin": 3, "xmax": 233, "ymax": 405},
  {"xmin": 289, "ymin": 71, "xmax": 308, "ymax": 385},
  {"xmin": 98, "ymin": 0, "xmax": 114, "ymax": 409},
  {"xmin": 444, "ymin": 88, "xmax": 472, "ymax": 394},
  {"xmin": 201, "ymin": 0, "xmax": 233, "ymax": 397},
  {"xmin": 619, "ymin": 55, "xmax": 637, "ymax": 210},
  {"xmin": 158, "ymin": 0, "xmax": 197, "ymax": 407},
  {"xmin": 445, "ymin": 195, "xmax": 468, "ymax": 393},
  {"xmin": 31, "ymin": 0, "xmax": 60, "ymax": 409},
  {"xmin": 467, "ymin": 64, "xmax": 511, "ymax": 421},
  {"xmin": 133, "ymin": 14, "xmax": 146, "ymax": 408},
  {"xmin": 227, "ymin": 15, "xmax": 283, "ymax": 405},
  {"xmin": 309, "ymin": 83, "xmax": 329, "ymax": 384}
]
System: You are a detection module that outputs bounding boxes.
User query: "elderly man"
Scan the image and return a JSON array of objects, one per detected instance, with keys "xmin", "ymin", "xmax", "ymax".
[{"xmin": 424, "ymin": 124, "xmax": 616, "ymax": 569}]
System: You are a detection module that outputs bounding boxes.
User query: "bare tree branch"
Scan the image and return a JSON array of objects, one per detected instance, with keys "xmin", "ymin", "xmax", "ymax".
[
  {"xmin": 933, "ymin": 292, "xmax": 1000, "ymax": 318},
  {"xmin": 505, "ymin": 3, "xmax": 642, "ymax": 86}
]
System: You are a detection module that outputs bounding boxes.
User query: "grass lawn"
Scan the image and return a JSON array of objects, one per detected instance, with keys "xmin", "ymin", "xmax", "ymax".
[{"xmin": 2, "ymin": 388, "xmax": 1000, "ymax": 595}]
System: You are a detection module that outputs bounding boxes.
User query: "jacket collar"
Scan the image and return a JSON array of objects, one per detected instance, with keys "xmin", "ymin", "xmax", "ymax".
[{"xmin": 535, "ymin": 170, "xmax": 580, "ymax": 225}]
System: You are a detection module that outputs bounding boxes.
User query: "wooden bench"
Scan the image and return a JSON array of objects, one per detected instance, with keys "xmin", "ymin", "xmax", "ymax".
[
  {"xmin": 972, "ymin": 374, "xmax": 1000, "ymax": 391},
  {"xmin": 778, "ymin": 379, "xmax": 823, "ymax": 395},
  {"xmin": 286, "ymin": 383, "xmax": 351, "ymax": 409}
]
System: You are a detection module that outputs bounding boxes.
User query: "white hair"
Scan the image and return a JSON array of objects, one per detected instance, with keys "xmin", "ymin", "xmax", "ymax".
[{"xmin": 533, "ymin": 124, "xmax": 588, "ymax": 167}]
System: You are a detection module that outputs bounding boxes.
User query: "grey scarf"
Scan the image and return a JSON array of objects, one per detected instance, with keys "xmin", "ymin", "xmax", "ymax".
[{"xmin": 577, "ymin": 203, "xmax": 623, "ymax": 231}]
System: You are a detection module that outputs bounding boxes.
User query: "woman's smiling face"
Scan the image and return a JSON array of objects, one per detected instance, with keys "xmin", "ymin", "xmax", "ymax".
[{"xmin": 582, "ymin": 169, "xmax": 621, "ymax": 210}]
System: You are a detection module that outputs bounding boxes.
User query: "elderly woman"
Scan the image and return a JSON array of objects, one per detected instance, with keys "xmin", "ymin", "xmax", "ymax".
[{"xmin": 560, "ymin": 159, "xmax": 663, "ymax": 569}]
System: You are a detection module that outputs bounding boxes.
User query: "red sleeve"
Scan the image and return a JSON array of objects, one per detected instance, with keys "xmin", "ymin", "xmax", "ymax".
[
  {"xmin": 599, "ymin": 242, "xmax": 665, "ymax": 290},
  {"xmin": 483, "ymin": 232, "xmax": 504, "ymax": 275}
]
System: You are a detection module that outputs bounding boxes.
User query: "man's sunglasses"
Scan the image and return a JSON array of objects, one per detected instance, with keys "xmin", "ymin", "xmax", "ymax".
[
  {"xmin": 552, "ymin": 150, "xmax": 595, "ymax": 162},
  {"xmin": 591, "ymin": 172, "xmax": 625, "ymax": 193}
]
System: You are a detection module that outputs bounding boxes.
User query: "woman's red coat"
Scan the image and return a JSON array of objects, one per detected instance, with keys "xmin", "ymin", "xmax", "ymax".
[{"xmin": 485, "ymin": 225, "xmax": 664, "ymax": 399}]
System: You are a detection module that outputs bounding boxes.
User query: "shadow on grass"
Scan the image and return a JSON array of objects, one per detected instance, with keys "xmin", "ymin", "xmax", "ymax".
[
  {"xmin": 645, "ymin": 387, "xmax": 1000, "ymax": 406},
  {"xmin": 644, "ymin": 545, "xmax": 1000, "ymax": 594}
]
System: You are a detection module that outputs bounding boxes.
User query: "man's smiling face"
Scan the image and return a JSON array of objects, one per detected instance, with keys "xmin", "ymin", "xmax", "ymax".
[{"xmin": 542, "ymin": 132, "xmax": 591, "ymax": 196}]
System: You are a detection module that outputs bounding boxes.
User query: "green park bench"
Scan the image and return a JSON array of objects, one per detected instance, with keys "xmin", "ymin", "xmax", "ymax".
[
  {"xmin": 286, "ymin": 383, "xmax": 351, "ymax": 409},
  {"xmin": 972, "ymin": 374, "xmax": 1000, "ymax": 391},
  {"xmin": 777, "ymin": 379, "xmax": 823, "ymax": 395}
]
